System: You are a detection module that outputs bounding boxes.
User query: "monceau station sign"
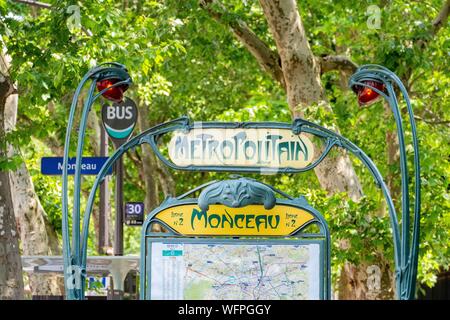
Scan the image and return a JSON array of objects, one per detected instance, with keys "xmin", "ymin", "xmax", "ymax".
[
  {"xmin": 168, "ymin": 127, "xmax": 315, "ymax": 169},
  {"xmin": 154, "ymin": 203, "xmax": 315, "ymax": 236}
]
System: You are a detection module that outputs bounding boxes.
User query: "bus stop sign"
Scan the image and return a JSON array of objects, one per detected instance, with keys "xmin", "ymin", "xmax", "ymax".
[{"xmin": 101, "ymin": 97, "xmax": 138, "ymax": 147}]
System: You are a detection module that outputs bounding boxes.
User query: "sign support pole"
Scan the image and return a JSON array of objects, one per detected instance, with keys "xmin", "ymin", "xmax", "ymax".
[
  {"xmin": 99, "ymin": 125, "xmax": 109, "ymax": 255},
  {"xmin": 349, "ymin": 64, "xmax": 421, "ymax": 299},
  {"xmin": 99, "ymin": 96, "xmax": 138, "ymax": 298},
  {"xmin": 61, "ymin": 62, "xmax": 132, "ymax": 300},
  {"xmin": 101, "ymin": 96, "xmax": 139, "ymax": 258},
  {"xmin": 114, "ymin": 157, "xmax": 124, "ymax": 256}
]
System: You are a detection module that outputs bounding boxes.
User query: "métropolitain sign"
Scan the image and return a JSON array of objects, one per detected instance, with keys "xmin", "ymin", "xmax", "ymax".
[{"xmin": 168, "ymin": 128, "xmax": 315, "ymax": 169}]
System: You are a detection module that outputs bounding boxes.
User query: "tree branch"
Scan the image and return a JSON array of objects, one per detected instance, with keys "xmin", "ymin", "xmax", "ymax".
[
  {"xmin": 432, "ymin": 0, "xmax": 450, "ymax": 36},
  {"xmin": 126, "ymin": 149, "xmax": 145, "ymax": 184},
  {"xmin": 12, "ymin": 0, "xmax": 51, "ymax": 9},
  {"xmin": 414, "ymin": 115, "xmax": 450, "ymax": 126},
  {"xmin": 416, "ymin": 0, "xmax": 450, "ymax": 49},
  {"xmin": 199, "ymin": 0, "xmax": 286, "ymax": 90},
  {"xmin": 413, "ymin": 108, "xmax": 450, "ymax": 126},
  {"xmin": 12, "ymin": 0, "xmax": 93, "ymax": 36},
  {"xmin": 317, "ymin": 55, "xmax": 358, "ymax": 76}
]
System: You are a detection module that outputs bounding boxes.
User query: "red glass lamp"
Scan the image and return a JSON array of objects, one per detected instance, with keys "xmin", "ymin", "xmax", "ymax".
[
  {"xmin": 96, "ymin": 78, "xmax": 129, "ymax": 103},
  {"xmin": 352, "ymin": 80, "xmax": 386, "ymax": 106}
]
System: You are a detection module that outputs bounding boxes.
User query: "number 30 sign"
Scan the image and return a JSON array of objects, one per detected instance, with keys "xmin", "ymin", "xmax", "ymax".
[{"xmin": 125, "ymin": 202, "xmax": 144, "ymax": 226}]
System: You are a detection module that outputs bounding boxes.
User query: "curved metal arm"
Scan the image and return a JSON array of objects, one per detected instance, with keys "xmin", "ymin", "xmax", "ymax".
[
  {"xmin": 71, "ymin": 80, "xmax": 96, "ymax": 267},
  {"xmin": 61, "ymin": 70, "xmax": 96, "ymax": 300},
  {"xmin": 79, "ymin": 117, "xmax": 190, "ymax": 271},
  {"xmin": 61, "ymin": 63, "xmax": 132, "ymax": 300},
  {"xmin": 349, "ymin": 64, "xmax": 421, "ymax": 299},
  {"xmin": 293, "ymin": 119, "xmax": 402, "ymax": 275},
  {"xmin": 73, "ymin": 78, "xmax": 132, "ymax": 264}
]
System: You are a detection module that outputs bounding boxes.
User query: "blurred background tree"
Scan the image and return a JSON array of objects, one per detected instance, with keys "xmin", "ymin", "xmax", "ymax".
[{"xmin": 0, "ymin": 0, "xmax": 448, "ymax": 299}]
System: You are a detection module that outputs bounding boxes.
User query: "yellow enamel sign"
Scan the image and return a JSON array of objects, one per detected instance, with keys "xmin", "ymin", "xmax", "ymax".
[
  {"xmin": 154, "ymin": 204, "xmax": 315, "ymax": 236},
  {"xmin": 168, "ymin": 128, "xmax": 315, "ymax": 169}
]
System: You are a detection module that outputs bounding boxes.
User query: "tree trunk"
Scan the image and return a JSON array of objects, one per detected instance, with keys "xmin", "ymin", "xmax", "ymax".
[
  {"xmin": 137, "ymin": 103, "xmax": 161, "ymax": 231},
  {"xmin": 0, "ymin": 164, "xmax": 23, "ymax": 300},
  {"xmin": 0, "ymin": 54, "xmax": 24, "ymax": 299},
  {"xmin": 3, "ymin": 55, "xmax": 64, "ymax": 297},
  {"xmin": 87, "ymin": 109, "xmax": 113, "ymax": 254},
  {"xmin": 10, "ymin": 163, "xmax": 64, "ymax": 296},
  {"xmin": 258, "ymin": 0, "xmax": 363, "ymax": 201},
  {"xmin": 258, "ymin": 0, "xmax": 387, "ymax": 300},
  {"xmin": 156, "ymin": 159, "xmax": 176, "ymax": 197}
]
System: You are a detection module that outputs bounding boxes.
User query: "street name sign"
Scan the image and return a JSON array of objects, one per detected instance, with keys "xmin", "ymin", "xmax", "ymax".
[{"xmin": 41, "ymin": 157, "xmax": 112, "ymax": 175}]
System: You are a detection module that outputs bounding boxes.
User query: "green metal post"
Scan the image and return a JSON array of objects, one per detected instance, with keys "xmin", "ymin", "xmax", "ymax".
[
  {"xmin": 349, "ymin": 64, "xmax": 421, "ymax": 299},
  {"xmin": 61, "ymin": 63, "xmax": 131, "ymax": 300}
]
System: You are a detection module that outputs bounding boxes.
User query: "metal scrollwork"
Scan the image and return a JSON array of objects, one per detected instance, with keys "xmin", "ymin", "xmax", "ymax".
[{"xmin": 197, "ymin": 178, "xmax": 276, "ymax": 211}]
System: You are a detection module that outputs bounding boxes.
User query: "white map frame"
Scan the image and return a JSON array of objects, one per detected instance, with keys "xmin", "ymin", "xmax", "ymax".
[{"xmin": 145, "ymin": 237, "xmax": 325, "ymax": 300}]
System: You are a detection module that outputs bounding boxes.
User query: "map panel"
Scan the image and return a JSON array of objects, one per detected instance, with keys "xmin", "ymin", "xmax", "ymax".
[{"xmin": 149, "ymin": 240, "xmax": 322, "ymax": 300}]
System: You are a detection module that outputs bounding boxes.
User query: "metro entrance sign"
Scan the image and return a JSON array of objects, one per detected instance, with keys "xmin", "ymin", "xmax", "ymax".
[
  {"xmin": 63, "ymin": 63, "xmax": 421, "ymax": 300},
  {"xmin": 168, "ymin": 127, "xmax": 315, "ymax": 169}
]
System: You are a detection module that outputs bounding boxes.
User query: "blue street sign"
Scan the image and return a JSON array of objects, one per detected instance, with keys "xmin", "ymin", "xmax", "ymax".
[{"xmin": 41, "ymin": 157, "xmax": 113, "ymax": 175}]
